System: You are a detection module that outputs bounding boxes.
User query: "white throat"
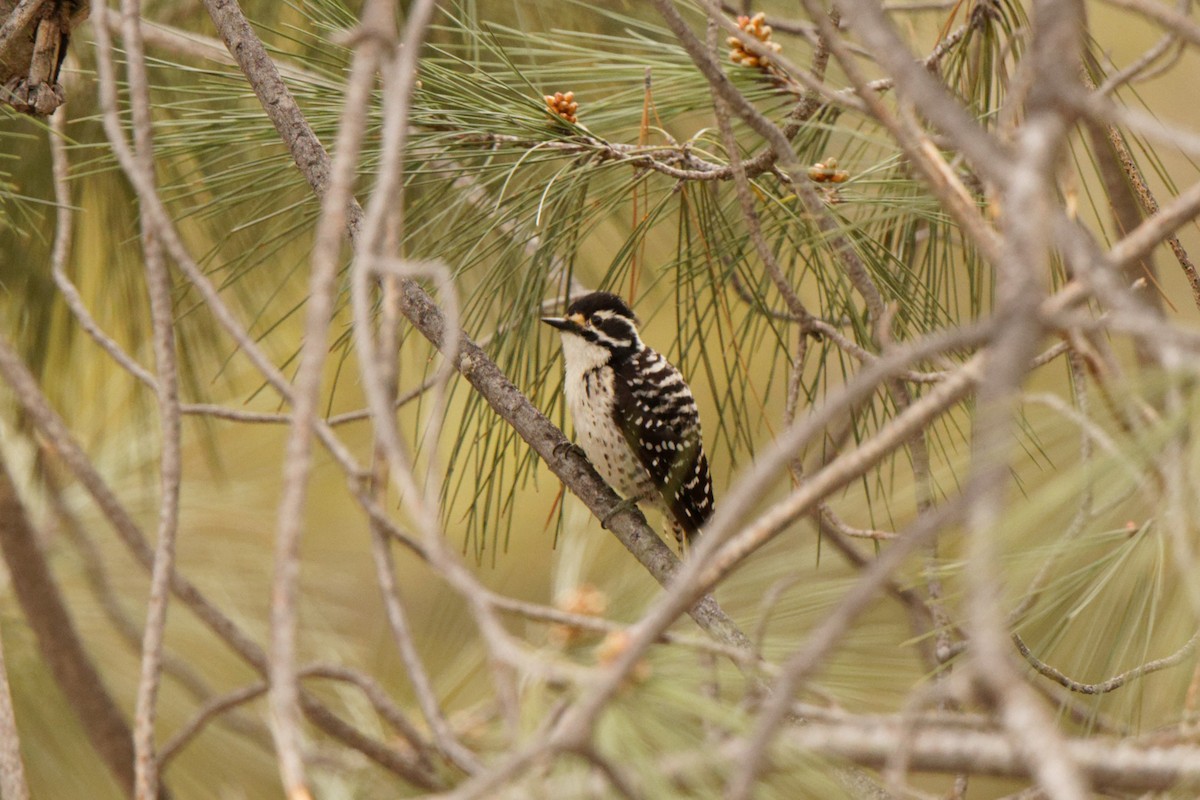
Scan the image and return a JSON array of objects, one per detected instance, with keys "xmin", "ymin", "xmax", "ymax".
[{"xmin": 558, "ymin": 332, "xmax": 611, "ymax": 381}]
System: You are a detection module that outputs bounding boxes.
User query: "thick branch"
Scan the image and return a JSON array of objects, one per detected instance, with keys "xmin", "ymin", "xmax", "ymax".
[
  {"xmin": 778, "ymin": 714, "xmax": 1200, "ymax": 792},
  {"xmin": 0, "ymin": 452, "xmax": 156, "ymax": 798}
]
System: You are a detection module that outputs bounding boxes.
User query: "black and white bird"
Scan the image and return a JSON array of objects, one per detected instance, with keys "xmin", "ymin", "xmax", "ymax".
[{"xmin": 543, "ymin": 292, "xmax": 714, "ymax": 546}]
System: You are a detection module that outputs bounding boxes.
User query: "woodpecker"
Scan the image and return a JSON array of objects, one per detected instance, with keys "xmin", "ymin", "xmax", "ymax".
[{"xmin": 543, "ymin": 292, "xmax": 714, "ymax": 546}]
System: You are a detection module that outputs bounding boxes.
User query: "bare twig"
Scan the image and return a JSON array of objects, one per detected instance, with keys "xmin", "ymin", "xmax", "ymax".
[
  {"xmin": 47, "ymin": 104, "xmax": 157, "ymax": 389},
  {"xmin": 265, "ymin": 0, "xmax": 396, "ymax": 791},
  {"xmin": 104, "ymin": 0, "xmax": 188, "ymax": 795},
  {"xmin": 368, "ymin": 522, "xmax": 482, "ymax": 773},
  {"xmin": 784, "ymin": 6, "xmax": 837, "ymax": 134},
  {"xmin": 1015, "ymin": 631, "xmax": 1200, "ymax": 695},
  {"xmin": 1094, "ymin": 18, "xmax": 1183, "ymax": 97},
  {"xmin": 158, "ymin": 682, "xmax": 269, "ymax": 768},
  {"xmin": 486, "ymin": 590, "xmax": 763, "ymax": 667},
  {"xmin": 300, "ymin": 664, "xmax": 436, "ymax": 764},
  {"xmin": 1083, "ymin": 62, "xmax": 1200, "ymax": 312},
  {"xmin": 161, "ymin": 661, "xmax": 438, "ymax": 770},
  {"xmin": 819, "ymin": 505, "xmax": 898, "ymax": 540}
]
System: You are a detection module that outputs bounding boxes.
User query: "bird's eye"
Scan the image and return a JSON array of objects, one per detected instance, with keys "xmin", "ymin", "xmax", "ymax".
[{"xmin": 589, "ymin": 314, "xmax": 602, "ymax": 327}]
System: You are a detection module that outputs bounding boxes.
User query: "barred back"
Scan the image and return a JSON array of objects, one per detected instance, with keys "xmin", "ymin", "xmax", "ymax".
[{"xmin": 611, "ymin": 347, "xmax": 714, "ymax": 540}]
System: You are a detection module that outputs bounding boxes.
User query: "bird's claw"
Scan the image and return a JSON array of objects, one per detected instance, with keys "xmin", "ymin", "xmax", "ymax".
[
  {"xmin": 552, "ymin": 439, "xmax": 588, "ymax": 461},
  {"xmin": 599, "ymin": 497, "xmax": 641, "ymax": 529}
]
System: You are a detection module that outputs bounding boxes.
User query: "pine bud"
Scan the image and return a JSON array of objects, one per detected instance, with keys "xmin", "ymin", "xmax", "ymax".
[{"xmin": 544, "ymin": 90, "xmax": 579, "ymax": 124}]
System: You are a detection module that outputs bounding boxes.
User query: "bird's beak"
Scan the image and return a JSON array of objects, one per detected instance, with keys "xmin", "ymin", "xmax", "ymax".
[{"xmin": 542, "ymin": 313, "xmax": 584, "ymax": 333}]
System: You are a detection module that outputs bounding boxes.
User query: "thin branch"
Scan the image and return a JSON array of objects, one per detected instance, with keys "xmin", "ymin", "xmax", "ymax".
[
  {"xmin": 951, "ymin": 1, "xmax": 1091, "ymax": 796},
  {"xmin": 819, "ymin": 505, "xmax": 898, "ymax": 540},
  {"xmin": 107, "ymin": 0, "xmax": 186, "ymax": 795},
  {"xmin": 300, "ymin": 664, "xmax": 436, "ymax": 767},
  {"xmin": 159, "ymin": 682, "xmax": 268, "ymax": 768},
  {"xmin": 47, "ymin": 104, "xmax": 158, "ymax": 389},
  {"xmin": 486, "ymin": 590, "xmax": 763, "ymax": 667},
  {"xmin": 783, "ymin": 6, "xmax": 837, "ymax": 135},
  {"xmin": 1015, "ymin": 631, "xmax": 1200, "ymax": 695},
  {"xmin": 265, "ymin": 0, "xmax": 394, "ymax": 790},
  {"xmin": 1095, "ymin": 21, "xmax": 1183, "ymax": 96},
  {"xmin": 814, "ymin": 513, "xmax": 940, "ymax": 666},
  {"xmin": 1083, "ymin": 63, "xmax": 1200, "ymax": 312},
  {"xmin": 368, "ymin": 522, "xmax": 482, "ymax": 773}
]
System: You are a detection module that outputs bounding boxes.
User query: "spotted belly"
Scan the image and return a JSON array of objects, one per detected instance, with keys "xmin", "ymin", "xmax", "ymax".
[{"xmin": 564, "ymin": 365, "xmax": 654, "ymax": 501}]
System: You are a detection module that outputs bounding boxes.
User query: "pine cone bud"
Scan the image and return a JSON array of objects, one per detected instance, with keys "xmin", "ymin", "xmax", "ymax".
[
  {"xmin": 808, "ymin": 156, "xmax": 850, "ymax": 184},
  {"xmin": 729, "ymin": 12, "xmax": 782, "ymax": 70},
  {"xmin": 544, "ymin": 90, "xmax": 579, "ymax": 124}
]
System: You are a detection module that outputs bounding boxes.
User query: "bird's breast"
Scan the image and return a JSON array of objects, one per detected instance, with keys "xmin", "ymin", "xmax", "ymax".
[{"xmin": 563, "ymin": 365, "xmax": 650, "ymax": 499}]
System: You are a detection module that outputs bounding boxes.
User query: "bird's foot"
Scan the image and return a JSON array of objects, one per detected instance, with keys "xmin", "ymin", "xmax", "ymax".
[
  {"xmin": 552, "ymin": 439, "xmax": 588, "ymax": 461},
  {"xmin": 599, "ymin": 496, "xmax": 642, "ymax": 529}
]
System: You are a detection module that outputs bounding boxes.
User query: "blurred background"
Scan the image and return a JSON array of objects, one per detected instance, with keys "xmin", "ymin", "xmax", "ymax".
[{"xmin": 2, "ymin": 0, "xmax": 1200, "ymax": 797}]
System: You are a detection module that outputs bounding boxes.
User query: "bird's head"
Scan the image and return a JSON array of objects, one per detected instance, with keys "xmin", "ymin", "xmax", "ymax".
[{"xmin": 542, "ymin": 291, "xmax": 643, "ymax": 365}]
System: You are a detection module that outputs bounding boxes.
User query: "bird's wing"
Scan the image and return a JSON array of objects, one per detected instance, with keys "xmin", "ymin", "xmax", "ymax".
[{"xmin": 611, "ymin": 349, "xmax": 714, "ymax": 538}]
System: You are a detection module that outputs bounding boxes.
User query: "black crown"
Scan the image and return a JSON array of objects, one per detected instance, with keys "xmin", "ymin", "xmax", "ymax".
[{"xmin": 565, "ymin": 292, "xmax": 638, "ymax": 324}]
